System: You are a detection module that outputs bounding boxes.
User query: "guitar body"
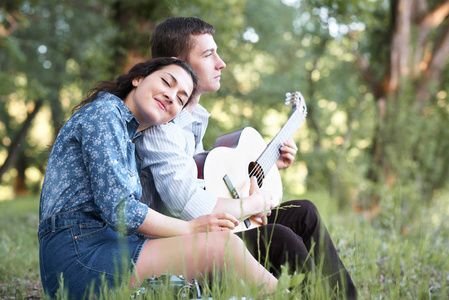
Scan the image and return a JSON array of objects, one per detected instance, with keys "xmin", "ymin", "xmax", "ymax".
[
  {"xmin": 194, "ymin": 91, "xmax": 307, "ymax": 232},
  {"xmin": 194, "ymin": 127, "xmax": 283, "ymax": 232}
]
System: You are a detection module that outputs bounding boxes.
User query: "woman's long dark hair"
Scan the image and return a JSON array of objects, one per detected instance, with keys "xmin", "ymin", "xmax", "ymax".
[{"xmin": 72, "ymin": 57, "xmax": 197, "ymax": 114}]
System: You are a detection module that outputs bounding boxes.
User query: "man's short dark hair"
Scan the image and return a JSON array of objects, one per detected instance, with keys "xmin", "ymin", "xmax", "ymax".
[{"xmin": 150, "ymin": 17, "xmax": 215, "ymax": 60}]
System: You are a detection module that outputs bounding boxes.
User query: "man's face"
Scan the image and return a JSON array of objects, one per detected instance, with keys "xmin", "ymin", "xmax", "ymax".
[{"xmin": 186, "ymin": 34, "xmax": 226, "ymax": 95}]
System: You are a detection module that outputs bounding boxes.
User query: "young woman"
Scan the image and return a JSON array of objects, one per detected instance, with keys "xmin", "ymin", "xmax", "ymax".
[{"xmin": 38, "ymin": 57, "xmax": 278, "ymax": 299}]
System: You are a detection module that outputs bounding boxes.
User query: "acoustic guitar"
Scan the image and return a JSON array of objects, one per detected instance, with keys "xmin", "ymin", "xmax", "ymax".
[{"xmin": 194, "ymin": 92, "xmax": 307, "ymax": 232}]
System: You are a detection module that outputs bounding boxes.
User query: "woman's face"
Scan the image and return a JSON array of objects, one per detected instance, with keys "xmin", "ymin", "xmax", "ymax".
[{"xmin": 126, "ymin": 64, "xmax": 193, "ymax": 131}]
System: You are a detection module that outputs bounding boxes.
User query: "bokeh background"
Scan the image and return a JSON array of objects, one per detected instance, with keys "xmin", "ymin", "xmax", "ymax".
[
  {"xmin": 2, "ymin": 1, "xmax": 449, "ymax": 298},
  {"xmin": 1, "ymin": 0, "xmax": 449, "ymax": 219}
]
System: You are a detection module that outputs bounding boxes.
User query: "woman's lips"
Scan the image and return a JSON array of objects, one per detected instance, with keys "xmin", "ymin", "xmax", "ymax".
[{"xmin": 155, "ymin": 99, "xmax": 167, "ymax": 111}]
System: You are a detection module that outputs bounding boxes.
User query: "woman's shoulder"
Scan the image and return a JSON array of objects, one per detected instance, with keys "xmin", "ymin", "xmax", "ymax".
[
  {"xmin": 62, "ymin": 94, "xmax": 126, "ymax": 138},
  {"xmin": 84, "ymin": 93, "xmax": 122, "ymax": 114},
  {"xmin": 74, "ymin": 93, "xmax": 132, "ymax": 126}
]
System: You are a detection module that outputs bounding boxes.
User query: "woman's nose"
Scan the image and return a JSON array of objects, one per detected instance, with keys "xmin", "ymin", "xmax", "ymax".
[{"xmin": 164, "ymin": 90, "xmax": 175, "ymax": 103}]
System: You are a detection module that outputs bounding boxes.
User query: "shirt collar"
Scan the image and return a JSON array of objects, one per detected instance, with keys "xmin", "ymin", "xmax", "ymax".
[
  {"xmin": 172, "ymin": 104, "xmax": 210, "ymax": 129},
  {"xmin": 100, "ymin": 92, "xmax": 141, "ymax": 140}
]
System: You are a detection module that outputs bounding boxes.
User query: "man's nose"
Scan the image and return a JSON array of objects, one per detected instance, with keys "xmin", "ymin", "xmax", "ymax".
[{"xmin": 216, "ymin": 55, "xmax": 226, "ymax": 69}]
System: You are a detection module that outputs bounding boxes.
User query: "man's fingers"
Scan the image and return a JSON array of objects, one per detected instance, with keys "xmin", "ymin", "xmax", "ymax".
[
  {"xmin": 284, "ymin": 139, "xmax": 298, "ymax": 150},
  {"xmin": 248, "ymin": 176, "xmax": 259, "ymax": 195},
  {"xmin": 261, "ymin": 216, "xmax": 268, "ymax": 225}
]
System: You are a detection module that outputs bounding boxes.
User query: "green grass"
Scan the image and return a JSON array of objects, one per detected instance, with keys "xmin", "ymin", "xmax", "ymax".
[
  {"xmin": 0, "ymin": 196, "xmax": 42, "ymax": 299},
  {"xmin": 1, "ymin": 190, "xmax": 448, "ymax": 299}
]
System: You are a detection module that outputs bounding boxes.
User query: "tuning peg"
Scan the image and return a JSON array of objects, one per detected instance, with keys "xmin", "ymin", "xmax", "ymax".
[
  {"xmin": 285, "ymin": 92, "xmax": 293, "ymax": 104},
  {"xmin": 285, "ymin": 91, "xmax": 299, "ymax": 105}
]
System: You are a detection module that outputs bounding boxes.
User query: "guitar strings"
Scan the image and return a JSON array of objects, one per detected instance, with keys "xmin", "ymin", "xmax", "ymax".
[{"xmin": 247, "ymin": 99, "xmax": 307, "ymax": 183}]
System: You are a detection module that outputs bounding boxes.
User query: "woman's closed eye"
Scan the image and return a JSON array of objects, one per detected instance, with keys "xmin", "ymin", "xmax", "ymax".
[
  {"xmin": 177, "ymin": 96, "xmax": 185, "ymax": 106},
  {"xmin": 162, "ymin": 77, "xmax": 184, "ymax": 105},
  {"xmin": 162, "ymin": 77, "xmax": 171, "ymax": 87}
]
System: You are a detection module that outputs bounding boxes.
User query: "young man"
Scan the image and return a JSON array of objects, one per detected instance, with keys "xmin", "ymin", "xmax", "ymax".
[{"xmin": 135, "ymin": 17, "xmax": 356, "ymax": 299}]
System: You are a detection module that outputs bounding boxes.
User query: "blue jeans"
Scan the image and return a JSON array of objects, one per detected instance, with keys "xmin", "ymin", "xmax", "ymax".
[{"xmin": 38, "ymin": 211, "xmax": 146, "ymax": 299}]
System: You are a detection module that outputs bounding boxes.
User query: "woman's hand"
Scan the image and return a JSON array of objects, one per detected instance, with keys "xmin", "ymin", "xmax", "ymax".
[
  {"xmin": 276, "ymin": 139, "xmax": 298, "ymax": 170},
  {"xmin": 188, "ymin": 212, "xmax": 240, "ymax": 233}
]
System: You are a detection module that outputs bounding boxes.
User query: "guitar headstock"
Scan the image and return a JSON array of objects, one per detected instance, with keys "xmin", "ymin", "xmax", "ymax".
[{"xmin": 285, "ymin": 91, "xmax": 307, "ymax": 118}]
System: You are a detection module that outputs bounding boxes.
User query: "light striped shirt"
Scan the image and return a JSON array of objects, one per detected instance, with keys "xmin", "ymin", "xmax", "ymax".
[{"xmin": 135, "ymin": 104, "xmax": 218, "ymax": 220}]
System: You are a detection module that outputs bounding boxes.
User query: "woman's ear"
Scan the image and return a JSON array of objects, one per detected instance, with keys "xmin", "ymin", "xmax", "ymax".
[{"xmin": 132, "ymin": 77, "xmax": 143, "ymax": 87}]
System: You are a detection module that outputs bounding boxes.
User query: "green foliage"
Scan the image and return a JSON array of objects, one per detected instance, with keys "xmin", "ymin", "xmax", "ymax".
[
  {"xmin": 1, "ymin": 0, "xmax": 448, "ymax": 205},
  {"xmin": 0, "ymin": 0, "xmax": 117, "ymax": 195},
  {"xmin": 0, "ymin": 0, "xmax": 449, "ymax": 247},
  {"xmin": 2, "ymin": 1, "xmax": 449, "ymax": 297},
  {"xmin": 369, "ymin": 82, "xmax": 449, "ymax": 208}
]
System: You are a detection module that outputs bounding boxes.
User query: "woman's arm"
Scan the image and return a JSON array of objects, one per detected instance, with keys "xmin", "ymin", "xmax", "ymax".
[
  {"xmin": 79, "ymin": 98, "xmax": 148, "ymax": 232},
  {"xmin": 135, "ymin": 209, "xmax": 239, "ymax": 237}
]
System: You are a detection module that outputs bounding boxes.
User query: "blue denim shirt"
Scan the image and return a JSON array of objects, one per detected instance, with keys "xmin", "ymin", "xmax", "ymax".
[{"xmin": 39, "ymin": 92, "xmax": 148, "ymax": 233}]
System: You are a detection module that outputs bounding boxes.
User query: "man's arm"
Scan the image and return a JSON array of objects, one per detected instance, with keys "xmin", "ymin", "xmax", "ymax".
[
  {"xmin": 136, "ymin": 122, "xmax": 217, "ymax": 220},
  {"xmin": 135, "ymin": 122, "xmax": 275, "ymax": 221}
]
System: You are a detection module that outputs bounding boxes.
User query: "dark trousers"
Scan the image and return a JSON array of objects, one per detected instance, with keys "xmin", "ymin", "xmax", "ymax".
[{"xmin": 235, "ymin": 200, "xmax": 357, "ymax": 299}]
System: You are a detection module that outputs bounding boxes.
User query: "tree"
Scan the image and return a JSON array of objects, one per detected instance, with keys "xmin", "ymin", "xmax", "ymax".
[
  {"xmin": 236, "ymin": 0, "xmax": 449, "ymax": 211},
  {"xmin": 1, "ymin": 0, "xmax": 448, "ymax": 209},
  {"xmin": 0, "ymin": 0, "xmax": 116, "ymax": 193},
  {"xmin": 357, "ymin": 0, "xmax": 449, "ymax": 210}
]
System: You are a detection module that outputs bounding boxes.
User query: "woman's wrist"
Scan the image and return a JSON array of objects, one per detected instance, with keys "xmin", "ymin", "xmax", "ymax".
[{"xmin": 185, "ymin": 220, "xmax": 194, "ymax": 235}]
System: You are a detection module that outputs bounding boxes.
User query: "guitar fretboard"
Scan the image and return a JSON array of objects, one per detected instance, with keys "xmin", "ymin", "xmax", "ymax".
[{"xmin": 253, "ymin": 100, "xmax": 307, "ymax": 177}]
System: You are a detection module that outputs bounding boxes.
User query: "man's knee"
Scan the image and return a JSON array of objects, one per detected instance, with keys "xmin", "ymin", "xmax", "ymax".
[
  {"xmin": 284, "ymin": 199, "xmax": 316, "ymax": 211},
  {"xmin": 281, "ymin": 199, "xmax": 319, "ymax": 218},
  {"xmin": 260, "ymin": 224, "xmax": 303, "ymax": 247}
]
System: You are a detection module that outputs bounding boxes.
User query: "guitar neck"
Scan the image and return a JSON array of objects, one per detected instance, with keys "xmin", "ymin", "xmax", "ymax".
[{"xmin": 256, "ymin": 107, "xmax": 306, "ymax": 174}]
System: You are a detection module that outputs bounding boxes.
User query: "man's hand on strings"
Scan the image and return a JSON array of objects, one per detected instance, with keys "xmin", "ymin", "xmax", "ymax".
[
  {"xmin": 248, "ymin": 177, "xmax": 276, "ymax": 225},
  {"xmin": 276, "ymin": 139, "xmax": 298, "ymax": 169}
]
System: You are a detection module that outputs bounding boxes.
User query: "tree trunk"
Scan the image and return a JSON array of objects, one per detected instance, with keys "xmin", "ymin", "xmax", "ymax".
[
  {"xmin": 13, "ymin": 152, "xmax": 28, "ymax": 195},
  {"xmin": 415, "ymin": 1, "xmax": 449, "ymax": 107},
  {"xmin": 361, "ymin": 0, "xmax": 449, "ymax": 210},
  {"xmin": 0, "ymin": 99, "xmax": 43, "ymax": 183}
]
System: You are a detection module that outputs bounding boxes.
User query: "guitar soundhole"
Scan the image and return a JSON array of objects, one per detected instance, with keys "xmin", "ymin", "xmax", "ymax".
[{"xmin": 248, "ymin": 161, "xmax": 264, "ymax": 188}]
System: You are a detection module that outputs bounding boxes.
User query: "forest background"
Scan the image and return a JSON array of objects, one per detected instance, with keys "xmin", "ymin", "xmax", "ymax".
[{"xmin": 1, "ymin": 0, "xmax": 449, "ymax": 299}]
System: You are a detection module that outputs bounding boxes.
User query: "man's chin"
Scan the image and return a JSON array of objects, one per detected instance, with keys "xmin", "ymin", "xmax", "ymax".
[
  {"xmin": 198, "ymin": 83, "xmax": 221, "ymax": 94},
  {"xmin": 211, "ymin": 83, "xmax": 221, "ymax": 92}
]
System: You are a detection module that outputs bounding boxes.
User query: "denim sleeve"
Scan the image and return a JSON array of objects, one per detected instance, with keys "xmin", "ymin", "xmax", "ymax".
[
  {"xmin": 135, "ymin": 123, "xmax": 217, "ymax": 220},
  {"xmin": 79, "ymin": 105, "xmax": 148, "ymax": 232}
]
